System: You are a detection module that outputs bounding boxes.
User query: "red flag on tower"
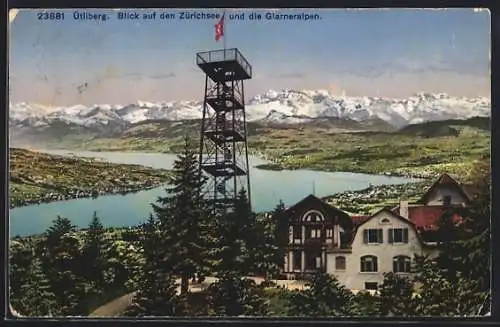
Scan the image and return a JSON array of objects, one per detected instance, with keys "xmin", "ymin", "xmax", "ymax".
[{"xmin": 215, "ymin": 13, "xmax": 225, "ymax": 42}]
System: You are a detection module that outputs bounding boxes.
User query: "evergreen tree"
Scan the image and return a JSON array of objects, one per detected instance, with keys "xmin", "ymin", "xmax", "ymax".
[
  {"xmin": 82, "ymin": 212, "xmax": 108, "ymax": 289},
  {"xmin": 288, "ymin": 273, "xmax": 355, "ymax": 317},
  {"xmin": 233, "ymin": 188, "xmax": 258, "ymax": 274},
  {"xmin": 151, "ymin": 135, "xmax": 211, "ymax": 295},
  {"xmin": 352, "ymin": 291, "xmax": 380, "ymax": 317},
  {"xmin": 378, "ymin": 272, "xmax": 416, "ymax": 316},
  {"xmin": 43, "ymin": 216, "xmax": 76, "ymax": 251},
  {"xmin": 452, "ymin": 160, "xmax": 491, "ymax": 293},
  {"xmin": 11, "ymin": 256, "xmax": 57, "ymax": 317},
  {"xmin": 413, "ymin": 256, "xmax": 484, "ymax": 316},
  {"xmin": 9, "ymin": 239, "xmax": 34, "ymax": 302},
  {"xmin": 214, "ymin": 189, "xmax": 255, "ymax": 277},
  {"xmin": 433, "ymin": 160, "xmax": 490, "ymax": 306},
  {"xmin": 36, "ymin": 216, "xmax": 92, "ymax": 315},
  {"xmin": 251, "ymin": 214, "xmax": 281, "ymax": 279},
  {"xmin": 53, "ymin": 233, "xmax": 91, "ymax": 315},
  {"xmin": 125, "ymin": 214, "xmax": 181, "ymax": 316},
  {"xmin": 207, "ymin": 274, "xmax": 269, "ymax": 316},
  {"xmin": 272, "ymin": 200, "xmax": 288, "ymax": 273},
  {"xmin": 435, "ymin": 205, "xmax": 463, "ymax": 282}
]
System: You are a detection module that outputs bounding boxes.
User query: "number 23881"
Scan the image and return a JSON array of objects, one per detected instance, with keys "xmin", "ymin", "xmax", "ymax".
[{"xmin": 37, "ymin": 12, "xmax": 65, "ymax": 20}]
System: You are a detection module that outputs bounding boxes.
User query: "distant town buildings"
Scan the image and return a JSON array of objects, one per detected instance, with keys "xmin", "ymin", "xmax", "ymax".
[{"xmin": 275, "ymin": 173, "xmax": 474, "ymax": 291}]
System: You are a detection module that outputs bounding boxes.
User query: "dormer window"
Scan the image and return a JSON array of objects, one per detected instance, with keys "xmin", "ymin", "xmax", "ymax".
[{"xmin": 443, "ymin": 195, "xmax": 451, "ymax": 205}]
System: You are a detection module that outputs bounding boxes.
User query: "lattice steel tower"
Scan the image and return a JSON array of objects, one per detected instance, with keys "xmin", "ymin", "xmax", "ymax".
[{"xmin": 196, "ymin": 48, "xmax": 252, "ymax": 214}]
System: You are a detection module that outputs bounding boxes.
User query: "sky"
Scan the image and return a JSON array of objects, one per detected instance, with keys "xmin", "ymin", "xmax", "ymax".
[{"xmin": 9, "ymin": 8, "xmax": 491, "ymax": 106}]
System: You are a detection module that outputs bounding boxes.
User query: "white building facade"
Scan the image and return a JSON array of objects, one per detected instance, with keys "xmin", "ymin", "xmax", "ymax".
[{"xmin": 326, "ymin": 209, "xmax": 438, "ymax": 291}]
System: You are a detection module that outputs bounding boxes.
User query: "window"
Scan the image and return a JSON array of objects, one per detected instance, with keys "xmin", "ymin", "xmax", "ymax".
[
  {"xmin": 363, "ymin": 229, "xmax": 383, "ymax": 244},
  {"xmin": 293, "ymin": 225, "xmax": 301, "ymax": 239},
  {"xmin": 393, "ymin": 256, "xmax": 411, "ymax": 273},
  {"xmin": 326, "ymin": 229, "xmax": 333, "ymax": 238},
  {"xmin": 365, "ymin": 282, "xmax": 378, "ymax": 290},
  {"xmin": 307, "ymin": 227, "xmax": 322, "ymax": 238},
  {"xmin": 443, "ymin": 195, "xmax": 451, "ymax": 205},
  {"xmin": 293, "ymin": 251, "xmax": 301, "ymax": 270},
  {"xmin": 381, "ymin": 218, "xmax": 390, "ymax": 224},
  {"xmin": 360, "ymin": 255, "xmax": 378, "ymax": 272},
  {"xmin": 388, "ymin": 228, "xmax": 409, "ymax": 244},
  {"xmin": 315, "ymin": 256, "xmax": 322, "ymax": 268},
  {"xmin": 303, "ymin": 210, "xmax": 324, "ymax": 222},
  {"xmin": 335, "ymin": 256, "xmax": 346, "ymax": 270}
]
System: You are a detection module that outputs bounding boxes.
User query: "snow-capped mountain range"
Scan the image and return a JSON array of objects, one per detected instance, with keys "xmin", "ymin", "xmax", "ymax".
[{"xmin": 9, "ymin": 89, "xmax": 491, "ymax": 130}]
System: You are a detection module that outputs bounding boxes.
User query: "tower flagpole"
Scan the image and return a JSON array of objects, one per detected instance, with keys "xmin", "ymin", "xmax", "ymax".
[{"xmin": 223, "ymin": 10, "xmax": 227, "ymax": 57}]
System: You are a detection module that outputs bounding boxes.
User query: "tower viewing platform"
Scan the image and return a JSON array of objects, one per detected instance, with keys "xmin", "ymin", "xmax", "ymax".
[
  {"xmin": 197, "ymin": 47, "xmax": 253, "ymax": 213},
  {"xmin": 196, "ymin": 48, "xmax": 252, "ymax": 82}
]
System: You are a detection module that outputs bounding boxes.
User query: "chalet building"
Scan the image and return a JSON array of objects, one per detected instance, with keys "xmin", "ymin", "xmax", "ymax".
[
  {"xmin": 277, "ymin": 173, "xmax": 474, "ymax": 290},
  {"xmin": 392, "ymin": 173, "xmax": 472, "ymax": 241},
  {"xmin": 276, "ymin": 194, "xmax": 354, "ymax": 279},
  {"xmin": 326, "ymin": 208, "xmax": 438, "ymax": 291}
]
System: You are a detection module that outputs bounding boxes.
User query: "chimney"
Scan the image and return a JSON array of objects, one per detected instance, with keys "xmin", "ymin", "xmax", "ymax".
[{"xmin": 400, "ymin": 200, "xmax": 409, "ymax": 219}]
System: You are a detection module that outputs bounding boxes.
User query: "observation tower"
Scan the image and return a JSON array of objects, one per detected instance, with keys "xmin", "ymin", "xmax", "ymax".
[{"xmin": 196, "ymin": 48, "xmax": 253, "ymax": 214}]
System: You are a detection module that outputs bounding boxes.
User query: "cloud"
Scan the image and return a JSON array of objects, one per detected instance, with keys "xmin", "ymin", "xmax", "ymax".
[
  {"xmin": 149, "ymin": 72, "xmax": 176, "ymax": 79},
  {"xmin": 333, "ymin": 55, "xmax": 489, "ymax": 79},
  {"xmin": 97, "ymin": 71, "xmax": 177, "ymax": 80},
  {"xmin": 392, "ymin": 56, "xmax": 489, "ymax": 76},
  {"xmin": 273, "ymin": 72, "xmax": 307, "ymax": 79}
]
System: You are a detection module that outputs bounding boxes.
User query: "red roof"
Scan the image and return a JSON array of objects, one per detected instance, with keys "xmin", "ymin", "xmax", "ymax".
[
  {"xmin": 351, "ymin": 215, "xmax": 370, "ymax": 226},
  {"xmin": 405, "ymin": 205, "xmax": 463, "ymax": 231}
]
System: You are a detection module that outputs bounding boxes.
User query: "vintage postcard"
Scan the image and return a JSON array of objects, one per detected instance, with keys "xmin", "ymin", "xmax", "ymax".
[{"xmin": 8, "ymin": 8, "xmax": 491, "ymax": 318}]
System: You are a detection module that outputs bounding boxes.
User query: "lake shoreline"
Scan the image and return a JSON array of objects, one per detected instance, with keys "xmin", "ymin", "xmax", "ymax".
[
  {"xmin": 31, "ymin": 146, "xmax": 436, "ymax": 180},
  {"xmin": 10, "ymin": 149, "xmax": 422, "ymax": 237},
  {"xmin": 9, "ymin": 148, "xmax": 173, "ymax": 209},
  {"xmin": 9, "ymin": 182, "xmax": 169, "ymax": 209},
  {"xmin": 10, "ymin": 179, "xmax": 429, "ymax": 240},
  {"xmin": 254, "ymin": 163, "xmax": 436, "ymax": 180},
  {"xmin": 9, "ymin": 147, "xmax": 426, "ymax": 210}
]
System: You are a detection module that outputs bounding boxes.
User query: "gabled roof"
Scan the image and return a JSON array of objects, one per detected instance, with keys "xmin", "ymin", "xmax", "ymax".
[
  {"xmin": 280, "ymin": 194, "xmax": 353, "ymax": 228},
  {"xmin": 349, "ymin": 208, "xmax": 436, "ymax": 247},
  {"xmin": 420, "ymin": 173, "xmax": 471, "ymax": 204}
]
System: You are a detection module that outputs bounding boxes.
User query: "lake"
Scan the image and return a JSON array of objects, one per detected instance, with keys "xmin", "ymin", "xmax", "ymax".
[{"xmin": 10, "ymin": 150, "xmax": 420, "ymax": 237}]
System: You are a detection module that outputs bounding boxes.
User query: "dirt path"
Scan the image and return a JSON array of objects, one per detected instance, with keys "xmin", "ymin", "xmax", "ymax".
[
  {"xmin": 89, "ymin": 292, "xmax": 136, "ymax": 317},
  {"xmin": 88, "ymin": 277, "xmax": 309, "ymax": 317}
]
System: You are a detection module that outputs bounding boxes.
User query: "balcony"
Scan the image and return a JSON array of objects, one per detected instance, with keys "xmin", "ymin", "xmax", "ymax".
[
  {"xmin": 204, "ymin": 119, "xmax": 246, "ymax": 143},
  {"xmin": 197, "ymin": 48, "xmax": 252, "ymax": 82},
  {"xmin": 206, "ymin": 93, "xmax": 244, "ymax": 112},
  {"xmin": 201, "ymin": 160, "xmax": 247, "ymax": 177}
]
